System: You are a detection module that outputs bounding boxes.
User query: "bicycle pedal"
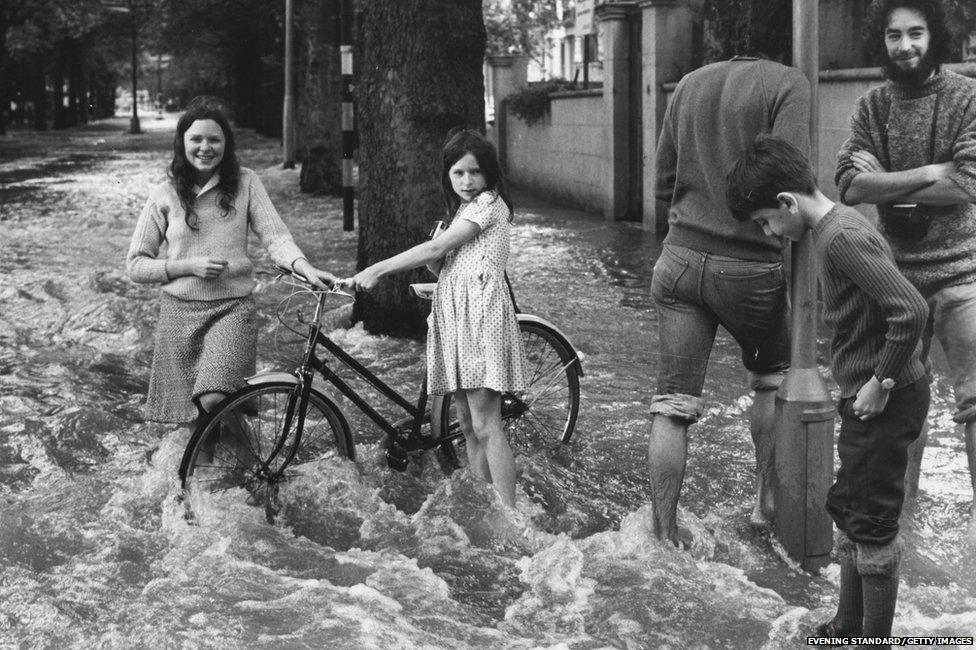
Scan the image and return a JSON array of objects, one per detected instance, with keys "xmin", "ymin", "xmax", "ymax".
[{"xmin": 385, "ymin": 445, "xmax": 409, "ymax": 471}]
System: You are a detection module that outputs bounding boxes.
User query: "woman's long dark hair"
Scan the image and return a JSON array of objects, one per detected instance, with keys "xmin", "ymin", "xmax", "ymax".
[
  {"xmin": 169, "ymin": 97, "xmax": 241, "ymax": 228},
  {"xmin": 440, "ymin": 128, "xmax": 514, "ymax": 221}
]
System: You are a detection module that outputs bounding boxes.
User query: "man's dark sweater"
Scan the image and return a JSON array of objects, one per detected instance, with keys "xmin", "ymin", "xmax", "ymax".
[
  {"xmin": 656, "ymin": 57, "xmax": 810, "ymax": 261},
  {"xmin": 836, "ymin": 70, "xmax": 976, "ymax": 296},
  {"xmin": 813, "ymin": 205, "xmax": 928, "ymax": 397}
]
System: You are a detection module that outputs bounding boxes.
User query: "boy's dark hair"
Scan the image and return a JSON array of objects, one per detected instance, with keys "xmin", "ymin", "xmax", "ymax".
[
  {"xmin": 170, "ymin": 96, "xmax": 241, "ymax": 229},
  {"xmin": 440, "ymin": 127, "xmax": 514, "ymax": 221},
  {"xmin": 727, "ymin": 136, "xmax": 818, "ymax": 221},
  {"xmin": 864, "ymin": 0, "xmax": 952, "ymax": 68}
]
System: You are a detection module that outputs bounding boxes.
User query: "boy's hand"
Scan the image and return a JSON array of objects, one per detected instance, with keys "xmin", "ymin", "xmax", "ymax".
[{"xmin": 851, "ymin": 376, "xmax": 890, "ymax": 420}]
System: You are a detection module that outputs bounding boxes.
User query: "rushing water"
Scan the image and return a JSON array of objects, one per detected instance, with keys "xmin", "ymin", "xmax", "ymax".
[{"xmin": 1, "ymin": 118, "xmax": 975, "ymax": 648}]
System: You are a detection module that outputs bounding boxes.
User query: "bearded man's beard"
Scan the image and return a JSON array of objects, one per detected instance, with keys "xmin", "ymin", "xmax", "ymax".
[{"xmin": 883, "ymin": 48, "xmax": 939, "ymax": 86}]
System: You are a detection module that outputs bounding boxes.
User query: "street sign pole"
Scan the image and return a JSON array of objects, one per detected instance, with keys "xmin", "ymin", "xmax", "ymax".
[
  {"xmin": 339, "ymin": 0, "xmax": 355, "ymax": 231},
  {"xmin": 773, "ymin": 0, "xmax": 834, "ymax": 572},
  {"xmin": 129, "ymin": 2, "xmax": 141, "ymax": 134},
  {"xmin": 282, "ymin": 0, "xmax": 296, "ymax": 168}
]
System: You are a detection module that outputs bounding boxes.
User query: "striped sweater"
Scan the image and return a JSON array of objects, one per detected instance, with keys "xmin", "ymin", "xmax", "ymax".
[
  {"xmin": 126, "ymin": 167, "xmax": 305, "ymax": 301},
  {"xmin": 835, "ymin": 70, "xmax": 976, "ymax": 296},
  {"xmin": 814, "ymin": 205, "xmax": 928, "ymax": 397}
]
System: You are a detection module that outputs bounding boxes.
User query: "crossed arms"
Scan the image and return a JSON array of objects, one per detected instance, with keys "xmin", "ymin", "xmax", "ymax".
[
  {"xmin": 838, "ymin": 98, "xmax": 976, "ymax": 207},
  {"xmin": 843, "ymin": 152, "xmax": 969, "ymax": 206}
]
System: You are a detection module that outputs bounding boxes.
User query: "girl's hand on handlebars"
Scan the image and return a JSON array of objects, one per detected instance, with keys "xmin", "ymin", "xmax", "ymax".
[
  {"xmin": 292, "ymin": 258, "xmax": 338, "ymax": 290},
  {"xmin": 342, "ymin": 266, "xmax": 381, "ymax": 292}
]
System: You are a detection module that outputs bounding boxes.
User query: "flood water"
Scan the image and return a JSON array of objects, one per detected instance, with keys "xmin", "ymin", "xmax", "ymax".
[{"xmin": 1, "ymin": 117, "xmax": 975, "ymax": 648}]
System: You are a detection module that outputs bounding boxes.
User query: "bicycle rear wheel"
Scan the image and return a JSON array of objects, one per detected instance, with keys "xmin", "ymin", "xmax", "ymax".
[
  {"xmin": 179, "ymin": 382, "xmax": 354, "ymax": 501},
  {"xmin": 437, "ymin": 320, "xmax": 581, "ymax": 454}
]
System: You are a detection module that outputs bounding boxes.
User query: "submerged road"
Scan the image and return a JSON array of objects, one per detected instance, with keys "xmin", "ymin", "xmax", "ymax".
[{"xmin": 1, "ymin": 116, "xmax": 973, "ymax": 648}]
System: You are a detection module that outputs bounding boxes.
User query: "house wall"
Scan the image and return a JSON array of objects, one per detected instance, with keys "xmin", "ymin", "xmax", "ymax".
[
  {"xmin": 503, "ymin": 88, "xmax": 606, "ymax": 213},
  {"xmin": 661, "ymin": 68, "xmax": 886, "ymax": 204},
  {"xmin": 504, "ymin": 64, "xmax": 975, "ymax": 220}
]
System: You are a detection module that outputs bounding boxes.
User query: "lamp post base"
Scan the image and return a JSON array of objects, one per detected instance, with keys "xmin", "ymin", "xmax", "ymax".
[{"xmin": 774, "ymin": 366, "xmax": 835, "ymax": 573}]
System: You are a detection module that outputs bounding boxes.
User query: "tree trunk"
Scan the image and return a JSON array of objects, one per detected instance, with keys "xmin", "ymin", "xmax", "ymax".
[
  {"xmin": 53, "ymin": 48, "xmax": 67, "ymax": 130},
  {"xmin": 31, "ymin": 56, "xmax": 47, "ymax": 131},
  {"xmin": 354, "ymin": 0, "xmax": 486, "ymax": 336},
  {"xmin": 66, "ymin": 40, "xmax": 83, "ymax": 127},
  {"xmin": 0, "ymin": 23, "xmax": 7, "ymax": 136},
  {"xmin": 297, "ymin": 0, "xmax": 343, "ymax": 195}
]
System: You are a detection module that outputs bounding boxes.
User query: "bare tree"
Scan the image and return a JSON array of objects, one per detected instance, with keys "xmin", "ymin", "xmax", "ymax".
[{"xmin": 354, "ymin": 0, "xmax": 486, "ymax": 336}]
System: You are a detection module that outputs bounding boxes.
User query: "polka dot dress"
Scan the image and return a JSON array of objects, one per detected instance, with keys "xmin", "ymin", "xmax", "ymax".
[{"xmin": 426, "ymin": 191, "xmax": 527, "ymax": 395}]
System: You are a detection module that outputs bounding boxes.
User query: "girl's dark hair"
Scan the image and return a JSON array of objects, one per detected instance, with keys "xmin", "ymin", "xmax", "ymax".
[
  {"xmin": 864, "ymin": 0, "xmax": 952, "ymax": 67},
  {"xmin": 440, "ymin": 128, "xmax": 514, "ymax": 221},
  {"xmin": 726, "ymin": 136, "xmax": 818, "ymax": 221},
  {"xmin": 169, "ymin": 96, "xmax": 241, "ymax": 228}
]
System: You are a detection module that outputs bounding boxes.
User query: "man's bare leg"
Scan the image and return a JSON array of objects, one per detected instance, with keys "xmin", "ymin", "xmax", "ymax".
[
  {"xmin": 648, "ymin": 413, "xmax": 689, "ymax": 546},
  {"xmin": 750, "ymin": 388, "xmax": 777, "ymax": 526},
  {"xmin": 966, "ymin": 419, "xmax": 976, "ymax": 521},
  {"xmin": 902, "ymin": 420, "xmax": 928, "ymax": 513}
]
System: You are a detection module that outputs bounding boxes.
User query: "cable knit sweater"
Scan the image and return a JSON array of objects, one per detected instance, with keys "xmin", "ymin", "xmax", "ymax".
[
  {"xmin": 126, "ymin": 167, "xmax": 305, "ymax": 300},
  {"xmin": 835, "ymin": 70, "xmax": 976, "ymax": 296}
]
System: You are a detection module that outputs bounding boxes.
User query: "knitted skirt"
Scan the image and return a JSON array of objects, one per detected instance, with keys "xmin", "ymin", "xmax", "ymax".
[{"xmin": 145, "ymin": 293, "xmax": 257, "ymax": 424}]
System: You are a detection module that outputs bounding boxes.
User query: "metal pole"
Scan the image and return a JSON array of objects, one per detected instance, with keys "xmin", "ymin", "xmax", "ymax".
[
  {"xmin": 156, "ymin": 51, "xmax": 163, "ymax": 118},
  {"xmin": 282, "ymin": 0, "xmax": 296, "ymax": 168},
  {"xmin": 773, "ymin": 0, "xmax": 833, "ymax": 572},
  {"xmin": 129, "ymin": 2, "xmax": 141, "ymax": 134},
  {"xmin": 339, "ymin": 0, "xmax": 355, "ymax": 231},
  {"xmin": 582, "ymin": 34, "xmax": 590, "ymax": 89}
]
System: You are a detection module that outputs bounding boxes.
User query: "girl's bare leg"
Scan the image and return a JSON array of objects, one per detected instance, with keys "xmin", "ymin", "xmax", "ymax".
[
  {"xmin": 196, "ymin": 391, "xmax": 224, "ymax": 414},
  {"xmin": 463, "ymin": 388, "xmax": 516, "ymax": 507},
  {"xmin": 194, "ymin": 391, "xmax": 253, "ymax": 466},
  {"xmin": 454, "ymin": 390, "xmax": 490, "ymax": 482}
]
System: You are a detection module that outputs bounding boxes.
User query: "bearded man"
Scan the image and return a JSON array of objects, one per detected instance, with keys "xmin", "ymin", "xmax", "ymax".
[{"xmin": 836, "ymin": 0, "xmax": 976, "ymax": 530}]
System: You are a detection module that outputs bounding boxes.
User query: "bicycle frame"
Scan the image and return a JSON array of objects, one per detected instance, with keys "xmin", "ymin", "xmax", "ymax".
[{"xmin": 281, "ymin": 288, "xmax": 441, "ymax": 447}]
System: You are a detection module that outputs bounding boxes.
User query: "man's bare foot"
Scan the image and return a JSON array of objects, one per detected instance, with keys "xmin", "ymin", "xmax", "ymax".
[
  {"xmin": 751, "ymin": 486, "xmax": 775, "ymax": 528},
  {"xmin": 672, "ymin": 524, "xmax": 694, "ymax": 550},
  {"xmin": 750, "ymin": 502, "xmax": 773, "ymax": 529}
]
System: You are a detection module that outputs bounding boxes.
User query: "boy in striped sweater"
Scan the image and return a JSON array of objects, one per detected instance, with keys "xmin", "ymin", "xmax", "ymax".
[{"xmin": 727, "ymin": 136, "xmax": 929, "ymax": 643}]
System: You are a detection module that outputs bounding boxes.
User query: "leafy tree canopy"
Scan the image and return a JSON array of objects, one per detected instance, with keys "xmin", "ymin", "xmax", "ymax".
[{"xmin": 484, "ymin": 0, "xmax": 560, "ymax": 61}]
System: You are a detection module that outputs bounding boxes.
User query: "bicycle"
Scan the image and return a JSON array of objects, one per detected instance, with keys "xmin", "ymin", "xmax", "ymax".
[{"xmin": 177, "ymin": 266, "xmax": 584, "ymax": 517}]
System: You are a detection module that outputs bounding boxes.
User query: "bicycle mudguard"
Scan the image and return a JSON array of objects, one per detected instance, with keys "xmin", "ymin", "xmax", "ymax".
[
  {"xmin": 245, "ymin": 371, "xmax": 335, "ymax": 396},
  {"xmin": 516, "ymin": 314, "xmax": 585, "ymax": 376},
  {"xmin": 428, "ymin": 394, "xmax": 447, "ymax": 439}
]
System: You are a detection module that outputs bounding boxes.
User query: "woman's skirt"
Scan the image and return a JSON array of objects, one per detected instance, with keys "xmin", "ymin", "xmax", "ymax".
[{"xmin": 145, "ymin": 293, "xmax": 257, "ymax": 424}]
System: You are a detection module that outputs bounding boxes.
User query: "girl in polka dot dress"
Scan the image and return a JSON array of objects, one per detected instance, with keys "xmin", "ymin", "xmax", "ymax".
[{"xmin": 343, "ymin": 129, "xmax": 527, "ymax": 507}]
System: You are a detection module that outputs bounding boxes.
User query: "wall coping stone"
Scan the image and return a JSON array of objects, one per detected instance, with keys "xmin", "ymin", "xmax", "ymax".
[
  {"xmin": 550, "ymin": 88, "xmax": 604, "ymax": 100},
  {"xmin": 661, "ymin": 62, "xmax": 976, "ymax": 92}
]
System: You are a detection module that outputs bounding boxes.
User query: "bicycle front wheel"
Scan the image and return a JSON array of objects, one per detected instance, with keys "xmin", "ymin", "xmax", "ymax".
[
  {"xmin": 437, "ymin": 320, "xmax": 581, "ymax": 452},
  {"xmin": 179, "ymin": 382, "xmax": 354, "ymax": 498}
]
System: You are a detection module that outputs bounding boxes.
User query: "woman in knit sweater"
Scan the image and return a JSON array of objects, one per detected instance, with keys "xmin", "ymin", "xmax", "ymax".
[{"xmin": 126, "ymin": 97, "xmax": 335, "ymax": 425}]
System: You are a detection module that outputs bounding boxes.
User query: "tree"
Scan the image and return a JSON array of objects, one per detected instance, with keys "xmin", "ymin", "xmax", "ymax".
[
  {"xmin": 160, "ymin": 0, "xmax": 284, "ymax": 133},
  {"xmin": 483, "ymin": 0, "xmax": 560, "ymax": 69},
  {"xmin": 945, "ymin": 0, "xmax": 976, "ymax": 60},
  {"xmin": 296, "ymin": 0, "xmax": 343, "ymax": 195},
  {"xmin": 691, "ymin": 0, "xmax": 792, "ymax": 63},
  {"xmin": 0, "ymin": 0, "xmax": 127, "ymax": 133},
  {"xmin": 354, "ymin": 0, "xmax": 486, "ymax": 336}
]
